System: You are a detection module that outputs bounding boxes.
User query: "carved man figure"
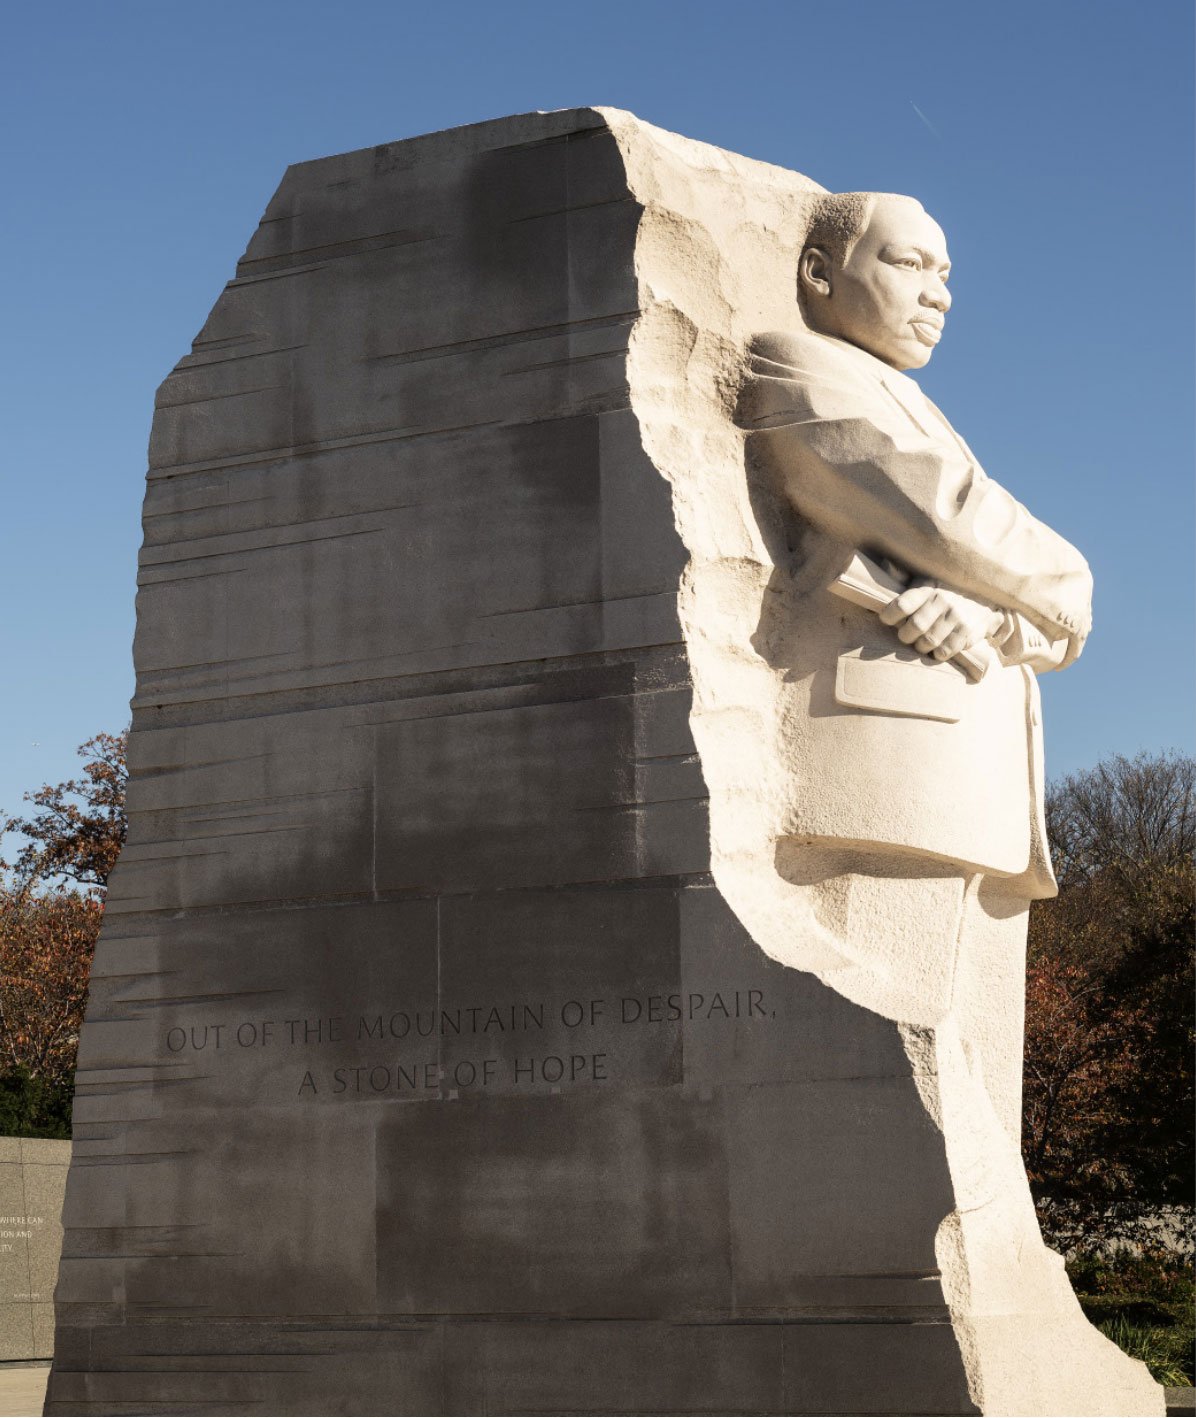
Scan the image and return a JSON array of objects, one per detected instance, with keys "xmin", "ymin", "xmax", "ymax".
[{"xmin": 739, "ymin": 193, "xmax": 1093, "ymax": 1139}]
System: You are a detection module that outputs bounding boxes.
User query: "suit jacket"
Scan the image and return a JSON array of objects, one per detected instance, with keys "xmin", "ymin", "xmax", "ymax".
[{"xmin": 739, "ymin": 327, "xmax": 1094, "ymax": 896}]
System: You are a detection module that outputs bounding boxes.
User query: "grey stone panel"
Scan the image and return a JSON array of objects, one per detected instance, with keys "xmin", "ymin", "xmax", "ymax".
[
  {"xmin": 46, "ymin": 1320, "xmax": 447, "ymax": 1417},
  {"xmin": 70, "ymin": 900, "xmax": 440, "ymax": 1124},
  {"xmin": 435, "ymin": 885, "xmax": 685, "ymax": 1096},
  {"xmin": 440, "ymin": 1319, "xmax": 977, "ymax": 1416},
  {"xmin": 112, "ymin": 653, "xmax": 703, "ymax": 917},
  {"xmin": 376, "ymin": 687, "xmax": 637, "ymax": 894},
  {"xmin": 148, "ymin": 134, "xmax": 636, "ymax": 476},
  {"xmin": 54, "ymin": 884, "xmax": 970, "ymax": 1410},
  {"xmin": 375, "ymin": 1089, "xmax": 731, "ymax": 1319},
  {"xmin": 723, "ymin": 1077, "xmax": 951, "ymax": 1300},
  {"xmin": 781, "ymin": 1321, "xmax": 981, "ymax": 1416},
  {"xmin": 48, "ymin": 109, "xmax": 977, "ymax": 1416},
  {"xmin": 437, "ymin": 1318, "xmax": 787, "ymax": 1416},
  {"xmin": 135, "ymin": 414, "xmax": 681, "ymax": 715},
  {"xmin": 45, "ymin": 1316, "xmax": 975, "ymax": 1416},
  {"xmin": 111, "ymin": 710, "xmax": 377, "ymax": 912}
]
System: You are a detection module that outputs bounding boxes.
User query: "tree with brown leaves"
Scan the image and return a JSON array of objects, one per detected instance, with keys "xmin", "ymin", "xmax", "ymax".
[
  {"xmin": 0, "ymin": 889, "xmax": 101, "ymax": 1086},
  {"xmin": 2, "ymin": 731, "xmax": 128, "ymax": 896},
  {"xmin": 0, "ymin": 731, "xmax": 127, "ymax": 1136},
  {"xmin": 1024, "ymin": 751, "xmax": 1194, "ymax": 1253}
]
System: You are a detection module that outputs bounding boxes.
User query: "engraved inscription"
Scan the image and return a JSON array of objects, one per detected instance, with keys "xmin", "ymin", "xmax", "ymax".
[{"xmin": 160, "ymin": 985, "xmax": 774, "ymax": 1100}]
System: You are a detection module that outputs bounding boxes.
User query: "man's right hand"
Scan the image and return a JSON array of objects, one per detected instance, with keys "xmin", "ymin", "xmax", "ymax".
[{"xmin": 878, "ymin": 582, "xmax": 1005, "ymax": 666}]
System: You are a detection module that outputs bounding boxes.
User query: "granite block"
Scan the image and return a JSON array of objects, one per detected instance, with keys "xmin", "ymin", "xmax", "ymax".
[{"xmin": 48, "ymin": 106, "xmax": 1156, "ymax": 1417}]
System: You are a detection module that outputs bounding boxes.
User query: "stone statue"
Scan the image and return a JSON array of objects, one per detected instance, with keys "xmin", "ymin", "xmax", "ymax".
[
  {"xmin": 738, "ymin": 191, "xmax": 1093, "ymax": 1142},
  {"xmin": 48, "ymin": 113, "xmax": 1162, "ymax": 1418}
]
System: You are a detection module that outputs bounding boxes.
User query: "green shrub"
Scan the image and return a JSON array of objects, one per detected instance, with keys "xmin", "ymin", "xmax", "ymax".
[
  {"xmin": 1069, "ymin": 1247, "xmax": 1195, "ymax": 1386},
  {"xmin": 0, "ymin": 1066, "xmax": 72, "ymax": 1138},
  {"xmin": 1095, "ymin": 1315, "xmax": 1193, "ymax": 1389}
]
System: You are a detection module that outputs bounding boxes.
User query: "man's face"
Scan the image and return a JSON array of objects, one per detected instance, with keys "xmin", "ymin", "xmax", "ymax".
[{"xmin": 806, "ymin": 197, "xmax": 952, "ymax": 370}]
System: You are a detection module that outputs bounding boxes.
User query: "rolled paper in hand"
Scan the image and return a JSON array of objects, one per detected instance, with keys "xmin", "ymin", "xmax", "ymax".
[{"xmin": 828, "ymin": 551, "xmax": 995, "ymax": 683}]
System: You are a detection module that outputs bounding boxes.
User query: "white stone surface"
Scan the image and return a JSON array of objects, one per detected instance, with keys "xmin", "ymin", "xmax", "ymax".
[{"xmin": 608, "ymin": 107, "xmax": 1162, "ymax": 1416}]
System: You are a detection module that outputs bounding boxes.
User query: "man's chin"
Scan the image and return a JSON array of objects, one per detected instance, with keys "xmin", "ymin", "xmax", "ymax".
[
  {"xmin": 843, "ymin": 331, "xmax": 934, "ymax": 371},
  {"xmin": 895, "ymin": 343, "xmax": 934, "ymax": 372}
]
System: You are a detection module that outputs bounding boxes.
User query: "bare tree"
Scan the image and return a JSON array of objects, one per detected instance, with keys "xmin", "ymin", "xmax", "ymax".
[{"xmin": 1046, "ymin": 750, "xmax": 1194, "ymax": 891}]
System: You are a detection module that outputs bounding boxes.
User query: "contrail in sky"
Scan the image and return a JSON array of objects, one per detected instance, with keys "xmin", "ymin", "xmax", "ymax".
[{"xmin": 910, "ymin": 102, "xmax": 941, "ymax": 139}]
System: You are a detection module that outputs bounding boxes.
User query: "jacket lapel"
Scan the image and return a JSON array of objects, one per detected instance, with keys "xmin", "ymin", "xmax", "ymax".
[{"xmin": 879, "ymin": 373, "xmax": 981, "ymax": 473}]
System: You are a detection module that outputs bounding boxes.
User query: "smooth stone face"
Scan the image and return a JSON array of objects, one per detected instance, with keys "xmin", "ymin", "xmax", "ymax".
[
  {"xmin": 46, "ymin": 108, "xmax": 1161, "ymax": 1417},
  {"xmin": 798, "ymin": 192, "xmax": 952, "ymax": 370}
]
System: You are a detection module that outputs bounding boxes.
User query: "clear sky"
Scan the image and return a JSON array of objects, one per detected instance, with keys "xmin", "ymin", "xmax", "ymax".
[{"xmin": 1, "ymin": 0, "xmax": 1192, "ymax": 824}]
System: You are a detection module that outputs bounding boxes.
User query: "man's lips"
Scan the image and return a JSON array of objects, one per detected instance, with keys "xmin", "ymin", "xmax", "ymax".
[{"xmin": 910, "ymin": 317, "xmax": 943, "ymax": 346}]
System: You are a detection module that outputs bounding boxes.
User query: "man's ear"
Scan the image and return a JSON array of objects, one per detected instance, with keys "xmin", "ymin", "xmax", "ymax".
[{"xmin": 799, "ymin": 246, "xmax": 833, "ymax": 300}]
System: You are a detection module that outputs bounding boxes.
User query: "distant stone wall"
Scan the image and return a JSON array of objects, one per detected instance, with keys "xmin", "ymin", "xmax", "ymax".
[{"xmin": 0, "ymin": 1138, "xmax": 69, "ymax": 1360}]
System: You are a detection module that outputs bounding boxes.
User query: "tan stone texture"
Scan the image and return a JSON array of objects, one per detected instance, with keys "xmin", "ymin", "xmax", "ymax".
[{"xmin": 0, "ymin": 1141, "xmax": 68, "ymax": 1361}]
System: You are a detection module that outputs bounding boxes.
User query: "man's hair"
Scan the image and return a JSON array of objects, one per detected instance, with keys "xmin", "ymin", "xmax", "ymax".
[{"xmin": 801, "ymin": 191, "xmax": 878, "ymax": 271}]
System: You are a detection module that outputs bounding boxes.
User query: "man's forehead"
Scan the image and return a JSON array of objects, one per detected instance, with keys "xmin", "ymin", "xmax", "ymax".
[{"xmin": 861, "ymin": 197, "xmax": 949, "ymax": 260}]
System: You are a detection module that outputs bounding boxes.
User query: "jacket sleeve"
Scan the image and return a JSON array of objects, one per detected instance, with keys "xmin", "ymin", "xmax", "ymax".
[
  {"xmin": 740, "ymin": 335, "xmax": 1093, "ymax": 653},
  {"xmin": 995, "ymin": 612, "xmax": 1073, "ymax": 674}
]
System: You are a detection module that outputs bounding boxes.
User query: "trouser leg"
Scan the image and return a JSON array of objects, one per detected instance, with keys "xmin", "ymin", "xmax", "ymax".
[
  {"xmin": 775, "ymin": 844, "xmax": 1030, "ymax": 1142},
  {"xmin": 778, "ymin": 844, "xmax": 969, "ymax": 1024},
  {"xmin": 952, "ymin": 877, "xmax": 1030, "ymax": 1145}
]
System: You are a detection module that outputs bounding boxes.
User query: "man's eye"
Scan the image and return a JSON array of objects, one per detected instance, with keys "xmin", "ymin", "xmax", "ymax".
[{"xmin": 895, "ymin": 256, "xmax": 921, "ymax": 270}]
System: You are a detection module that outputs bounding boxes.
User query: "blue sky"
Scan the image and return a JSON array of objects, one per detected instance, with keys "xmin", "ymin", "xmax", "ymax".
[{"xmin": 1, "ymin": 0, "xmax": 1192, "ymax": 823}]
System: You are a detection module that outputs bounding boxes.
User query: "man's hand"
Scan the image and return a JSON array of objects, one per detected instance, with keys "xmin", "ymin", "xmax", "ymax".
[{"xmin": 878, "ymin": 582, "xmax": 1004, "ymax": 665}]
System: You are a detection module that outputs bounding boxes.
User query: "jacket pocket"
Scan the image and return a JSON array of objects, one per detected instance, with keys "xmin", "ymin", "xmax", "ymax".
[{"xmin": 834, "ymin": 650, "xmax": 966, "ymax": 723}]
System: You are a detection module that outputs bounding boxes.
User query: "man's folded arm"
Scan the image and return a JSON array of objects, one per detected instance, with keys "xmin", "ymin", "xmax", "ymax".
[{"xmin": 746, "ymin": 404, "xmax": 1092, "ymax": 653}]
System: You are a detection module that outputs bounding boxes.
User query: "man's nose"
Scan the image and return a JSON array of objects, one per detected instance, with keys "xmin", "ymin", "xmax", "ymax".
[{"xmin": 922, "ymin": 279, "xmax": 951, "ymax": 313}]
